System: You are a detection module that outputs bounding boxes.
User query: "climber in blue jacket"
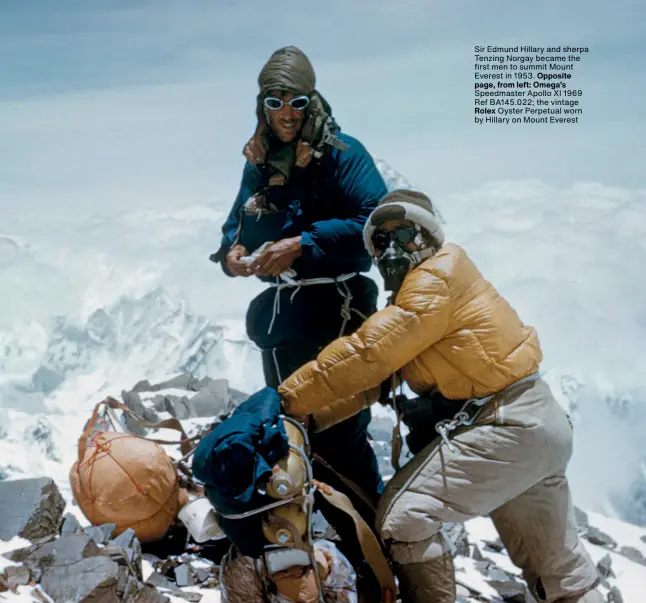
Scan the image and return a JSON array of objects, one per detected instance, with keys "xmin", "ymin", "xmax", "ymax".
[{"xmin": 211, "ymin": 47, "xmax": 386, "ymax": 529}]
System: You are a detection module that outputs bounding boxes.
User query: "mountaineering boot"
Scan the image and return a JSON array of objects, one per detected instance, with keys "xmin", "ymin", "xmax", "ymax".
[
  {"xmin": 394, "ymin": 551, "xmax": 456, "ymax": 603},
  {"xmin": 556, "ymin": 587, "xmax": 605, "ymax": 603}
]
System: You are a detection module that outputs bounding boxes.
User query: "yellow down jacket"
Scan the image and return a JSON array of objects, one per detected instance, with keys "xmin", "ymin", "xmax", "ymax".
[{"xmin": 278, "ymin": 243, "xmax": 543, "ymax": 430}]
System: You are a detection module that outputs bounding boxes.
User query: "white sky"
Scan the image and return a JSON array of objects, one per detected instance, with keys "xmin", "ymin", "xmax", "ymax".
[{"xmin": 1, "ymin": 0, "xmax": 645, "ymax": 218}]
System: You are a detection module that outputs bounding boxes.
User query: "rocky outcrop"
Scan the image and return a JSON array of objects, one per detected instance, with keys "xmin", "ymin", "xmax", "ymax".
[{"xmin": 0, "ymin": 477, "xmax": 66, "ymax": 541}]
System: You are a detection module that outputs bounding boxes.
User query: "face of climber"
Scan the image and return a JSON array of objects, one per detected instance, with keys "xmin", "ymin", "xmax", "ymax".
[
  {"xmin": 371, "ymin": 219, "xmax": 423, "ymax": 258},
  {"xmin": 263, "ymin": 90, "xmax": 308, "ymax": 143}
]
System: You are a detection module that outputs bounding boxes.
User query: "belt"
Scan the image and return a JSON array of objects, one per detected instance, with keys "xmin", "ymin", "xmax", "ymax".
[
  {"xmin": 266, "ymin": 272, "xmax": 362, "ymax": 335},
  {"xmin": 434, "ymin": 373, "xmax": 541, "ymax": 451}
]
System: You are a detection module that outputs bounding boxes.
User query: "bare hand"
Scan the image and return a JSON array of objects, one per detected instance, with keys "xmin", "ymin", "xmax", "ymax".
[
  {"xmin": 226, "ymin": 244, "xmax": 251, "ymax": 277},
  {"xmin": 250, "ymin": 236, "xmax": 302, "ymax": 277}
]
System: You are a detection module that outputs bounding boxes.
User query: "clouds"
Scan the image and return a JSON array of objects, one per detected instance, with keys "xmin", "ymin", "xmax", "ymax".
[{"xmin": 0, "ymin": 0, "xmax": 644, "ymax": 215}]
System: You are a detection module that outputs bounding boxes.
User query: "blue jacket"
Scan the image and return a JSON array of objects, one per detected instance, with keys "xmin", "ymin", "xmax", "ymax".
[
  {"xmin": 217, "ymin": 132, "xmax": 388, "ymax": 280},
  {"xmin": 192, "ymin": 387, "xmax": 288, "ymax": 557}
]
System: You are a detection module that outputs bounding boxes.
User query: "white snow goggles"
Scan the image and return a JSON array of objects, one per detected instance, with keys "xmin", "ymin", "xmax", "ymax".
[{"xmin": 263, "ymin": 95, "xmax": 310, "ymax": 111}]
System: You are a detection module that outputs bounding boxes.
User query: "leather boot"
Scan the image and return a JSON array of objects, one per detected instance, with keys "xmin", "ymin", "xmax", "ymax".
[{"xmin": 393, "ymin": 551, "xmax": 456, "ymax": 603}]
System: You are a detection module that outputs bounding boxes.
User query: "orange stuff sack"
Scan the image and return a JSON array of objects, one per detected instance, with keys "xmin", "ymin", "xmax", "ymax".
[{"xmin": 70, "ymin": 431, "xmax": 180, "ymax": 543}]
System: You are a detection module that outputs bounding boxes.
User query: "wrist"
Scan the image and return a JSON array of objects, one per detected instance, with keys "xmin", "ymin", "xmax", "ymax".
[{"xmin": 288, "ymin": 236, "xmax": 302, "ymax": 257}]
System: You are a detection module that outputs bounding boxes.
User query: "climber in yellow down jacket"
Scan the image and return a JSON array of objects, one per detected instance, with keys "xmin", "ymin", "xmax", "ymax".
[{"xmin": 278, "ymin": 189, "xmax": 602, "ymax": 603}]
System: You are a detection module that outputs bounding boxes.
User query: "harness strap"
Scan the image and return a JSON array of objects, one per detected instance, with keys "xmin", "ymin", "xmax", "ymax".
[
  {"xmin": 435, "ymin": 373, "xmax": 541, "ymax": 451},
  {"xmin": 77, "ymin": 397, "xmax": 197, "ymax": 463},
  {"xmin": 267, "ymin": 272, "xmax": 358, "ymax": 335},
  {"xmin": 311, "ymin": 453, "xmax": 377, "ymax": 514},
  {"xmin": 314, "ymin": 480, "xmax": 396, "ymax": 603}
]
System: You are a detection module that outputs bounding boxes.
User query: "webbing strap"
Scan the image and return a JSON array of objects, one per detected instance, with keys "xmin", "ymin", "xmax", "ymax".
[{"xmin": 314, "ymin": 480, "xmax": 396, "ymax": 602}]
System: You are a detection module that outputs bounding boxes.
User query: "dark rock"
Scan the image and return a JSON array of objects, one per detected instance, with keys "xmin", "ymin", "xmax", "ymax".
[
  {"xmin": 164, "ymin": 396, "xmax": 191, "ymax": 420},
  {"xmin": 7, "ymin": 536, "xmax": 56, "ymax": 563},
  {"xmin": 153, "ymin": 374, "xmax": 196, "ymax": 392},
  {"xmin": 111, "ymin": 527, "xmax": 137, "ymax": 549},
  {"xmin": 618, "ymin": 545, "xmax": 646, "ymax": 566},
  {"xmin": 471, "ymin": 544, "xmax": 485, "ymax": 561},
  {"xmin": 132, "ymin": 379, "xmax": 154, "ymax": 393},
  {"xmin": 133, "ymin": 585, "xmax": 172, "ymax": 603},
  {"xmin": 86, "ymin": 523, "xmax": 117, "ymax": 544},
  {"xmin": 4, "ymin": 565, "xmax": 31, "ymax": 589},
  {"xmin": 103, "ymin": 545, "xmax": 142, "ymax": 582},
  {"xmin": 114, "ymin": 567, "xmax": 169, "ymax": 603},
  {"xmin": 151, "ymin": 394, "xmax": 171, "ymax": 413},
  {"xmin": 483, "ymin": 538, "xmax": 505, "ymax": 553},
  {"xmin": 174, "ymin": 563, "xmax": 195, "ymax": 587},
  {"xmin": 574, "ymin": 506, "xmax": 589, "ymax": 532},
  {"xmin": 474, "ymin": 560, "xmax": 491, "ymax": 576},
  {"xmin": 111, "ymin": 528, "xmax": 143, "ymax": 575},
  {"xmin": 487, "ymin": 577, "xmax": 527, "ymax": 602},
  {"xmin": 192, "ymin": 376, "xmax": 222, "ymax": 392},
  {"xmin": 608, "ymin": 585, "xmax": 624, "ymax": 603},
  {"xmin": 596, "ymin": 553, "xmax": 614, "ymax": 579},
  {"xmin": 116, "ymin": 566, "xmax": 140, "ymax": 601},
  {"xmin": 0, "ymin": 477, "xmax": 66, "ymax": 541},
  {"xmin": 146, "ymin": 571, "xmax": 202, "ymax": 602},
  {"xmin": 143, "ymin": 408, "xmax": 160, "ymax": 424},
  {"xmin": 61, "ymin": 513, "xmax": 83, "ymax": 535},
  {"xmin": 121, "ymin": 388, "xmax": 161, "ymax": 427},
  {"xmin": 487, "ymin": 567, "xmax": 512, "ymax": 582},
  {"xmin": 40, "ymin": 556, "xmax": 120, "ymax": 603},
  {"xmin": 193, "ymin": 567, "xmax": 211, "ymax": 584},
  {"xmin": 186, "ymin": 384, "xmax": 229, "ymax": 418},
  {"xmin": 22, "ymin": 534, "xmax": 103, "ymax": 575},
  {"xmin": 146, "ymin": 570, "xmax": 176, "ymax": 590},
  {"xmin": 585, "ymin": 526, "xmax": 617, "ymax": 548},
  {"xmin": 122, "ymin": 390, "xmax": 149, "ymax": 434},
  {"xmin": 641, "ymin": 534, "xmax": 646, "ymax": 544}
]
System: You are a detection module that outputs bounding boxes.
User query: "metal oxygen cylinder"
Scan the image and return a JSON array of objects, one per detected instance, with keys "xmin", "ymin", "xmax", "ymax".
[
  {"xmin": 262, "ymin": 503, "xmax": 309, "ymax": 546},
  {"xmin": 265, "ymin": 421, "xmax": 307, "ymax": 499},
  {"xmin": 263, "ymin": 420, "xmax": 309, "ymax": 546}
]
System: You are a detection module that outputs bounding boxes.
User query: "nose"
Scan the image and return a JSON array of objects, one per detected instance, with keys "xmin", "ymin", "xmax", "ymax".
[{"xmin": 282, "ymin": 105, "xmax": 298, "ymax": 119}]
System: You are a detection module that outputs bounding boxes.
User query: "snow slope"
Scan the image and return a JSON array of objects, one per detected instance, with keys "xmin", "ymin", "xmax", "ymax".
[{"xmin": 1, "ymin": 161, "xmax": 645, "ymax": 598}]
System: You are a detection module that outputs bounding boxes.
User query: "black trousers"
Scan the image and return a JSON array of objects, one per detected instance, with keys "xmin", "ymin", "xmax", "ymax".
[{"xmin": 248, "ymin": 276, "xmax": 385, "ymax": 572}]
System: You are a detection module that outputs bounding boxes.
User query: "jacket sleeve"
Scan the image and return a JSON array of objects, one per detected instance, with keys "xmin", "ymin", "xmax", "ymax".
[
  {"xmin": 212, "ymin": 162, "xmax": 261, "ymax": 276},
  {"xmin": 278, "ymin": 270, "xmax": 451, "ymax": 417},
  {"xmin": 298, "ymin": 138, "xmax": 388, "ymax": 274}
]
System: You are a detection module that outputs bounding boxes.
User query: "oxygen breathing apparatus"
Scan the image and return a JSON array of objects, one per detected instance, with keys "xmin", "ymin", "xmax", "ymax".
[{"xmin": 373, "ymin": 223, "xmax": 434, "ymax": 292}]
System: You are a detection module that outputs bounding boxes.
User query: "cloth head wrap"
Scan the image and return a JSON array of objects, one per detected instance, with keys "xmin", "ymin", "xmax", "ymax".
[
  {"xmin": 363, "ymin": 190, "xmax": 446, "ymax": 257},
  {"xmin": 244, "ymin": 46, "xmax": 346, "ymax": 182}
]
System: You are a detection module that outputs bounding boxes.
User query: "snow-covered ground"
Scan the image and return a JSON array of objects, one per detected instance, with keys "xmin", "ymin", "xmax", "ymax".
[
  {"xmin": 2, "ymin": 507, "xmax": 645, "ymax": 602},
  {"xmin": 1, "ymin": 163, "xmax": 646, "ymax": 600}
]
